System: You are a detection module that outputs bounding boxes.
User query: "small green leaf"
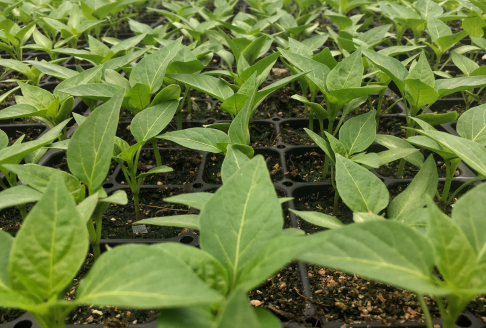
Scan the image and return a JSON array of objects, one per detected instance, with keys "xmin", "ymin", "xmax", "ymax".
[
  {"xmin": 456, "ymin": 104, "xmax": 486, "ymax": 145},
  {"xmin": 290, "ymin": 209, "xmax": 344, "ymax": 229},
  {"xmin": 167, "ymin": 74, "xmax": 234, "ymax": 101},
  {"xmin": 336, "ymin": 155, "xmax": 389, "ymax": 213},
  {"xmin": 131, "ymin": 100, "xmax": 179, "ymax": 142},
  {"xmin": 137, "ymin": 215, "xmax": 200, "ymax": 231},
  {"xmin": 221, "ymin": 145, "xmax": 250, "ymax": 183},
  {"xmin": 165, "ymin": 193, "xmax": 214, "ymax": 210},
  {"xmin": 159, "ymin": 128, "xmax": 230, "ymax": 153},
  {"xmin": 339, "ymin": 110, "xmax": 376, "ymax": 155}
]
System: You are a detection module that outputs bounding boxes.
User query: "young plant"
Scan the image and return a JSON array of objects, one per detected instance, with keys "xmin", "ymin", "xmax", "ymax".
[
  {"xmin": 112, "ymin": 100, "xmax": 180, "ymax": 221},
  {"xmin": 0, "ymin": 17, "xmax": 35, "ymax": 60},
  {"xmin": 135, "ymin": 155, "xmax": 319, "ymax": 326},
  {"xmin": 298, "ymin": 182, "xmax": 486, "ymax": 328},
  {"xmin": 0, "ymin": 173, "xmax": 222, "ymax": 328},
  {"xmin": 303, "ymin": 110, "xmax": 419, "ymax": 213},
  {"xmin": 0, "ymin": 120, "xmax": 70, "ymax": 218},
  {"xmin": 406, "ymin": 105, "xmax": 486, "ymax": 210},
  {"xmin": 363, "ymin": 49, "xmax": 486, "ymax": 177}
]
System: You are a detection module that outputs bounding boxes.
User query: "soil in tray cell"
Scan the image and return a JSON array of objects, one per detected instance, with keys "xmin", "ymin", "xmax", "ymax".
[
  {"xmin": 64, "ymin": 253, "xmax": 159, "ymax": 326},
  {"xmin": 117, "ymin": 149, "xmax": 203, "ymax": 186},
  {"xmin": 100, "ymin": 187, "xmax": 196, "ymax": 240},
  {"xmin": 429, "ymin": 100, "xmax": 470, "ymax": 119},
  {"xmin": 280, "ymin": 120, "xmax": 339, "ymax": 145},
  {"xmin": 285, "ymin": 150, "xmax": 332, "ymax": 183},
  {"xmin": 204, "ymin": 151, "xmax": 283, "ymax": 184},
  {"xmin": 249, "ymin": 122, "xmax": 278, "ymax": 147},
  {"xmin": 293, "ymin": 186, "xmax": 354, "ymax": 233},
  {"xmin": 377, "ymin": 116, "xmax": 407, "ymax": 139},
  {"xmin": 249, "ymin": 261, "xmax": 309, "ymax": 324},
  {"xmin": 306, "ymin": 267, "xmax": 440, "ymax": 324},
  {"xmin": 3, "ymin": 125, "xmax": 45, "ymax": 145},
  {"xmin": 183, "ymin": 99, "xmax": 232, "ymax": 121}
]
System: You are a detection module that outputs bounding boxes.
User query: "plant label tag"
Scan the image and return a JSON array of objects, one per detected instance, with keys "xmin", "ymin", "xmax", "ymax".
[{"xmin": 132, "ymin": 225, "xmax": 148, "ymax": 234}]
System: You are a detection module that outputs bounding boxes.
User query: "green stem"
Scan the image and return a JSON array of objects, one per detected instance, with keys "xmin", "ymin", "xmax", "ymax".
[
  {"xmin": 440, "ymin": 160, "xmax": 454, "ymax": 211},
  {"xmin": 185, "ymin": 86, "xmax": 191, "ymax": 114},
  {"xmin": 134, "ymin": 191, "xmax": 141, "ymax": 221},
  {"xmin": 333, "ymin": 187, "xmax": 339, "ymax": 216},
  {"xmin": 418, "ymin": 294, "xmax": 434, "ymax": 328},
  {"xmin": 151, "ymin": 137, "xmax": 162, "ymax": 167},
  {"xmin": 17, "ymin": 205, "xmax": 27, "ymax": 220},
  {"xmin": 322, "ymin": 155, "xmax": 330, "ymax": 180},
  {"xmin": 446, "ymin": 176, "xmax": 484, "ymax": 205}
]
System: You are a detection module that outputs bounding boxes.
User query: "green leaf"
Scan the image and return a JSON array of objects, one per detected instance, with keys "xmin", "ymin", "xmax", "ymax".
[
  {"xmin": 304, "ymin": 128, "xmax": 335, "ymax": 164},
  {"xmin": 228, "ymin": 73, "xmax": 257, "ymax": 145},
  {"xmin": 221, "ymin": 145, "xmax": 250, "ymax": 184},
  {"xmin": 17, "ymin": 82, "xmax": 55, "ymax": 110},
  {"xmin": 436, "ymin": 31, "xmax": 468, "ymax": 51},
  {"xmin": 326, "ymin": 48, "xmax": 363, "ymax": 91},
  {"xmin": 60, "ymin": 83, "xmax": 123, "ymax": 101},
  {"xmin": 406, "ymin": 52, "xmax": 434, "ymax": 87},
  {"xmin": 137, "ymin": 215, "xmax": 200, "ymax": 230},
  {"xmin": 138, "ymin": 165, "xmax": 173, "ymax": 179},
  {"xmin": 377, "ymin": 148, "xmax": 420, "ymax": 166},
  {"xmin": 154, "ymin": 242, "xmax": 229, "ymax": 295},
  {"xmin": 199, "ymin": 156, "xmax": 282, "ymax": 286},
  {"xmin": 404, "ymin": 79, "xmax": 439, "ymax": 109},
  {"xmin": 238, "ymin": 234, "xmax": 320, "ymax": 291},
  {"xmin": 125, "ymin": 83, "xmax": 151, "ymax": 111},
  {"xmin": 241, "ymin": 35, "xmax": 268, "ymax": 65},
  {"xmin": 290, "ymin": 209, "xmax": 344, "ymax": 229},
  {"xmin": 426, "ymin": 198, "xmax": 477, "ymax": 288},
  {"xmin": 165, "ymin": 193, "xmax": 214, "ymax": 210},
  {"xmin": 157, "ymin": 306, "xmax": 215, "ymax": 328},
  {"xmin": 377, "ymin": 46, "xmax": 425, "ymax": 57},
  {"xmin": 336, "ymin": 155, "xmax": 389, "ymax": 214},
  {"xmin": 131, "ymin": 100, "xmax": 179, "ymax": 142},
  {"xmin": 362, "ymin": 49, "xmax": 408, "ymax": 93},
  {"xmin": 77, "ymin": 194, "xmax": 99, "ymax": 223},
  {"xmin": 434, "ymin": 76, "xmax": 486, "ymax": 97},
  {"xmin": 54, "ymin": 65, "xmax": 103, "ymax": 101},
  {"xmin": 67, "ymin": 90, "xmax": 123, "ymax": 192},
  {"xmin": 325, "ymin": 131, "xmax": 348, "ymax": 157},
  {"xmin": 0, "ymin": 104, "xmax": 47, "ymax": 120},
  {"xmin": 416, "ymin": 130, "xmax": 486, "ymax": 176},
  {"xmin": 98, "ymin": 190, "xmax": 128, "ymax": 205},
  {"xmin": 339, "ymin": 110, "xmax": 376, "ymax": 155},
  {"xmin": 9, "ymin": 173, "xmax": 88, "ymax": 302},
  {"xmin": 4, "ymin": 164, "xmax": 84, "ymax": 202},
  {"xmin": 452, "ymin": 183, "xmax": 486, "ymax": 264},
  {"xmin": 427, "ymin": 17, "xmax": 451, "ymax": 44},
  {"xmin": 167, "ymin": 74, "xmax": 234, "ymax": 101},
  {"xmin": 299, "ymin": 221, "xmax": 445, "ymax": 295},
  {"xmin": 220, "ymin": 94, "xmax": 249, "ymax": 115},
  {"xmin": 129, "ymin": 40, "xmax": 182, "ymax": 94},
  {"xmin": 416, "ymin": 112, "xmax": 457, "ymax": 126},
  {"xmin": 353, "ymin": 212, "xmax": 385, "ymax": 222},
  {"xmin": 150, "ymin": 84, "xmax": 181, "ymax": 107},
  {"xmin": 0, "ymin": 185, "xmax": 41, "ymax": 212},
  {"xmin": 388, "ymin": 156, "xmax": 438, "ymax": 220},
  {"xmin": 76, "ymin": 244, "xmax": 222, "ymax": 307},
  {"xmin": 351, "ymin": 152, "xmax": 380, "ymax": 168},
  {"xmin": 25, "ymin": 61, "xmax": 77, "ymax": 80},
  {"xmin": 215, "ymin": 289, "xmax": 259, "ymax": 328},
  {"xmin": 0, "ymin": 229, "xmax": 13, "ymax": 288},
  {"xmin": 159, "ymin": 127, "xmax": 230, "ymax": 153},
  {"xmin": 456, "ymin": 104, "xmax": 486, "ymax": 145},
  {"xmin": 375, "ymin": 134, "xmax": 424, "ymax": 167},
  {"xmin": 451, "ymin": 52, "xmax": 479, "ymax": 76}
]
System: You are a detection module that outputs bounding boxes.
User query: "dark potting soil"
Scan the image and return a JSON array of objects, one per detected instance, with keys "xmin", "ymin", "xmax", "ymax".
[
  {"xmin": 280, "ymin": 120, "xmax": 337, "ymax": 145},
  {"xmin": 203, "ymin": 152, "xmax": 283, "ymax": 184},
  {"xmin": 377, "ymin": 116, "xmax": 407, "ymax": 139},
  {"xmin": 6, "ymin": 126, "xmax": 45, "ymax": 145},
  {"xmin": 116, "ymin": 149, "xmax": 202, "ymax": 185},
  {"xmin": 258, "ymin": 85, "xmax": 300, "ymax": 119},
  {"xmin": 249, "ymin": 262, "xmax": 308, "ymax": 324},
  {"xmin": 430, "ymin": 102, "xmax": 468, "ymax": 119},
  {"xmin": 64, "ymin": 253, "xmax": 159, "ymax": 326},
  {"xmin": 100, "ymin": 187, "xmax": 195, "ymax": 239},
  {"xmin": 0, "ymin": 307, "xmax": 25, "ymax": 324},
  {"xmin": 183, "ymin": 100, "xmax": 231, "ymax": 121},
  {"xmin": 249, "ymin": 122, "xmax": 278, "ymax": 147},
  {"xmin": 286, "ymin": 151, "xmax": 331, "ymax": 183},
  {"xmin": 294, "ymin": 187, "xmax": 354, "ymax": 234}
]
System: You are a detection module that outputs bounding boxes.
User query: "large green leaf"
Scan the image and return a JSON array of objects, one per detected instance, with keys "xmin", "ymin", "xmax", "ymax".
[
  {"xmin": 221, "ymin": 145, "xmax": 250, "ymax": 184},
  {"xmin": 0, "ymin": 185, "xmax": 42, "ymax": 211},
  {"xmin": 374, "ymin": 134, "xmax": 423, "ymax": 167},
  {"xmin": 131, "ymin": 100, "xmax": 179, "ymax": 142},
  {"xmin": 362, "ymin": 49, "xmax": 408, "ymax": 93},
  {"xmin": 9, "ymin": 173, "xmax": 88, "ymax": 302},
  {"xmin": 404, "ymin": 79, "xmax": 439, "ymax": 110},
  {"xmin": 60, "ymin": 83, "xmax": 123, "ymax": 101},
  {"xmin": 199, "ymin": 156, "xmax": 282, "ymax": 287},
  {"xmin": 451, "ymin": 52, "xmax": 479, "ymax": 76},
  {"xmin": 406, "ymin": 52, "xmax": 435, "ymax": 87},
  {"xmin": 434, "ymin": 76, "xmax": 486, "ymax": 97},
  {"xmin": 388, "ymin": 156, "xmax": 438, "ymax": 220},
  {"xmin": 290, "ymin": 209, "xmax": 344, "ymax": 229},
  {"xmin": 336, "ymin": 155, "xmax": 389, "ymax": 214},
  {"xmin": 67, "ymin": 90, "xmax": 124, "ymax": 192},
  {"xmin": 76, "ymin": 244, "xmax": 222, "ymax": 307},
  {"xmin": 299, "ymin": 221, "xmax": 446, "ymax": 295},
  {"xmin": 215, "ymin": 289, "xmax": 259, "ymax": 328},
  {"xmin": 238, "ymin": 234, "xmax": 320, "ymax": 291},
  {"xmin": 417, "ymin": 130, "xmax": 486, "ymax": 176},
  {"xmin": 339, "ymin": 110, "xmax": 376, "ymax": 155},
  {"xmin": 456, "ymin": 104, "xmax": 486, "ymax": 145},
  {"xmin": 0, "ymin": 230, "xmax": 13, "ymax": 288},
  {"xmin": 129, "ymin": 40, "xmax": 181, "ymax": 94},
  {"xmin": 54, "ymin": 65, "xmax": 103, "ymax": 101},
  {"xmin": 452, "ymin": 183, "xmax": 486, "ymax": 265},
  {"xmin": 326, "ymin": 49, "xmax": 363, "ymax": 91},
  {"xmin": 279, "ymin": 48, "xmax": 330, "ymax": 90},
  {"xmin": 157, "ymin": 306, "xmax": 215, "ymax": 328},
  {"xmin": 426, "ymin": 199, "xmax": 477, "ymax": 288},
  {"xmin": 0, "ymin": 104, "xmax": 47, "ymax": 120},
  {"xmin": 159, "ymin": 128, "xmax": 230, "ymax": 153},
  {"xmin": 167, "ymin": 74, "xmax": 234, "ymax": 101}
]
